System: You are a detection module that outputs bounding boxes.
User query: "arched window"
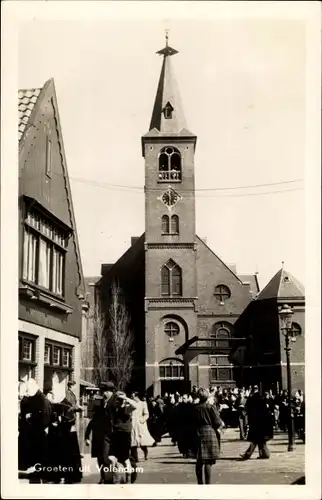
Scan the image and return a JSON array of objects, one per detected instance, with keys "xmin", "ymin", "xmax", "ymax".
[
  {"xmin": 158, "ymin": 146, "xmax": 182, "ymax": 182},
  {"xmin": 161, "ymin": 259, "xmax": 182, "ymax": 296},
  {"xmin": 214, "ymin": 284, "xmax": 231, "ymax": 303},
  {"xmin": 161, "ymin": 266, "xmax": 170, "ymax": 295},
  {"xmin": 171, "ymin": 215, "xmax": 179, "ymax": 234},
  {"xmin": 210, "ymin": 322, "xmax": 232, "ymax": 348},
  {"xmin": 162, "ymin": 215, "xmax": 170, "ymax": 234},
  {"xmin": 159, "ymin": 358, "xmax": 184, "ymax": 379}
]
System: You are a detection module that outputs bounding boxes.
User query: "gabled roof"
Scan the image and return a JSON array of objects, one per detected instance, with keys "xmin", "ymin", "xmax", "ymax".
[
  {"xmin": 196, "ymin": 236, "xmax": 244, "ymax": 285},
  {"xmin": 238, "ymin": 274, "xmax": 260, "ymax": 297},
  {"xmin": 256, "ymin": 268, "xmax": 304, "ymax": 301},
  {"xmin": 148, "ymin": 43, "xmax": 195, "ymax": 136},
  {"xmin": 19, "ymin": 78, "xmax": 86, "ymax": 298}
]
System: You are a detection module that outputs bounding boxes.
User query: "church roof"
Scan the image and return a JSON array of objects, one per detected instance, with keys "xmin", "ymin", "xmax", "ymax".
[
  {"xmin": 256, "ymin": 268, "xmax": 304, "ymax": 301},
  {"xmin": 238, "ymin": 274, "xmax": 260, "ymax": 297},
  {"xmin": 148, "ymin": 38, "xmax": 194, "ymax": 136}
]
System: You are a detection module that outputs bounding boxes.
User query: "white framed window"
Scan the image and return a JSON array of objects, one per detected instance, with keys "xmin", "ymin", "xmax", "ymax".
[
  {"xmin": 22, "ymin": 339, "xmax": 32, "ymax": 361},
  {"xmin": 53, "ymin": 346, "xmax": 61, "ymax": 366},
  {"xmin": 44, "ymin": 343, "xmax": 51, "ymax": 364},
  {"xmin": 62, "ymin": 348, "xmax": 71, "ymax": 367}
]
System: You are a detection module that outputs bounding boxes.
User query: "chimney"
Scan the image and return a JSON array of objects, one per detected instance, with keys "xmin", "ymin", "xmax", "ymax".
[
  {"xmin": 101, "ymin": 264, "xmax": 113, "ymax": 276},
  {"xmin": 131, "ymin": 237, "xmax": 140, "ymax": 246}
]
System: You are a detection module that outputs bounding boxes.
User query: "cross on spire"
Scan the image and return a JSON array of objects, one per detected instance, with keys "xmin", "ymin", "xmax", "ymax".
[{"xmin": 156, "ymin": 30, "xmax": 178, "ymax": 57}]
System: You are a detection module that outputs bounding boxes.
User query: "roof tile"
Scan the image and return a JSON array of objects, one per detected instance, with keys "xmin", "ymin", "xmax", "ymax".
[{"xmin": 18, "ymin": 87, "xmax": 42, "ymax": 141}]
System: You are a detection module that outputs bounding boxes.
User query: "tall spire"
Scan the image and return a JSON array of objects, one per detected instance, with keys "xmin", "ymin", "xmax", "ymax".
[{"xmin": 149, "ymin": 33, "xmax": 188, "ymax": 134}]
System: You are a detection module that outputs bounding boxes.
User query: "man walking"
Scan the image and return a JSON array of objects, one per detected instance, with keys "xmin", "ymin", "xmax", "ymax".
[
  {"xmin": 236, "ymin": 388, "xmax": 248, "ymax": 440},
  {"xmin": 85, "ymin": 381, "xmax": 116, "ymax": 484},
  {"xmin": 239, "ymin": 386, "xmax": 273, "ymax": 460}
]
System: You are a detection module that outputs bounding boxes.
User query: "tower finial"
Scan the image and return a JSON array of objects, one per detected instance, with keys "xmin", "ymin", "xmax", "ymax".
[
  {"xmin": 281, "ymin": 261, "xmax": 284, "ymax": 269},
  {"xmin": 156, "ymin": 30, "xmax": 178, "ymax": 57},
  {"xmin": 165, "ymin": 29, "xmax": 169, "ymax": 47}
]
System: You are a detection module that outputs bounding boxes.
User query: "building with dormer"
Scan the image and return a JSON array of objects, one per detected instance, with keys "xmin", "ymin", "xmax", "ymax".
[{"xmin": 18, "ymin": 79, "xmax": 87, "ymax": 397}]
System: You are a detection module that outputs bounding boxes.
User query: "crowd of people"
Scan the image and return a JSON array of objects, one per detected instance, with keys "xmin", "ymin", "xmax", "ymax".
[{"xmin": 18, "ymin": 379, "xmax": 305, "ymax": 485}]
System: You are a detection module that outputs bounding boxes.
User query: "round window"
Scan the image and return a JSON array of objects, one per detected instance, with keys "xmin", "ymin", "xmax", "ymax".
[{"xmin": 164, "ymin": 321, "xmax": 180, "ymax": 337}]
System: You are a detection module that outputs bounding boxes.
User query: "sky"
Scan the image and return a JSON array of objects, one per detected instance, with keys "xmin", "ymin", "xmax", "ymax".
[{"xmin": 18, "ymin": 14, "xmax": 307, "ymax": 289}]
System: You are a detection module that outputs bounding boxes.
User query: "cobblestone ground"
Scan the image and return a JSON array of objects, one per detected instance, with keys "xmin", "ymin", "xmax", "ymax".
[
  {"xmin": 80, "ymin": 429, "xmax": 304, "ymax": 484},
  {"xmin": 19, "ymin": 424, "xmax": 305, "ymax": 485}
]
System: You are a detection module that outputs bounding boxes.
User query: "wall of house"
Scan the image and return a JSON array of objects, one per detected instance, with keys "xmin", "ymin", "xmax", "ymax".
[{"xmin": 19, "ymin": 88, "xmax": 83, "ymax": 339}]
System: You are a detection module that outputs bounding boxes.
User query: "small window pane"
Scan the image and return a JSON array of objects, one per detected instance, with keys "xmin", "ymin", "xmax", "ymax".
[
  {"xmin": 53, "ymin": 346, "xmax": 61, "ymax": 366},
  {"xmin": 161, "ymin": 266, "xmax": 170, "ymax": 296},
  {"xmin": 160, "ymin": 366, "xmax": 165, "ymax": 378},
  {"xmin": 62, "ymin": 349, "xmax": 70, "ymax": 367},
  {"xmin": 172, "ymin": 266, "xmax": 182, "ymax": 295},
  {"xmin": 44, "ymin": 344, "xmax": 51, "ymax": 364},
  {"xmin": 23, "ymin": 339, "xmax": 32, "ymax": 361}
]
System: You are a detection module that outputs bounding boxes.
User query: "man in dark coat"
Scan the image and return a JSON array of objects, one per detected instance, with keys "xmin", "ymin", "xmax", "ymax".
[
  {"xmin": 240, "ymin": 386, "xmax": 274, "ymax": 460},
  {"xmin": 175, "ymin": 395, "xmax": 195, "ymax": 457},
  {"xmin": 19, "ymin": 379, "xmax": 52, "ymax": 483},
  {"xmin": 85, "ymin": 381, "xmax": 117, "ymax": 484}
]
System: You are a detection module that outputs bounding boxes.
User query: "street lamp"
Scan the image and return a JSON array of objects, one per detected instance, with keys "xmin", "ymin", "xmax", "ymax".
[{"xmin": 278, "ymin": 304, "xmax": 295, "ymax": 451}]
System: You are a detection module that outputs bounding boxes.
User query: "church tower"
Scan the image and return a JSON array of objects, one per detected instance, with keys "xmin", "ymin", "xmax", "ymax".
[{"xmin": 142, "ymin": 36, "xmax": 198, "ymax": 396}]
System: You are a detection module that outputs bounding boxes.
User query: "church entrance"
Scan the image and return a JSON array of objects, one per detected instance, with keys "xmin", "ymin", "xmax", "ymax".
[
  {"xmin": 161, "ymin": 380, "xmax": 188, "ymax": 396},
  {"xmin": 159, "ymin": 358, "xmax": 190, "ymax": 396}
]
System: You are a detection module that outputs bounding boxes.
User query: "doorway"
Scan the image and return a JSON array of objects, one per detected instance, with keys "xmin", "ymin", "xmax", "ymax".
[{"xmin": 161, "ymin": 380, "xmax": 189, "ymax": 396}]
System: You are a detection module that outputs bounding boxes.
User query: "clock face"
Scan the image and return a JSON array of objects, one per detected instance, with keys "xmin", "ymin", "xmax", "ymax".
[{"xmin": 159, "ymin": 187, "xmax": 182, "ymax": 210}]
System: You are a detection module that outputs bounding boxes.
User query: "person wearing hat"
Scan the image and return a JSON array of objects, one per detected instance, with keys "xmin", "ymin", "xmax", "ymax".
[
  {"xmin": 239, "ymin": 386, "xmax": 273, "ymax": 460},
  {"xmin": 85, "ymin": 381, "xmax": 117, "ymax": 484}
]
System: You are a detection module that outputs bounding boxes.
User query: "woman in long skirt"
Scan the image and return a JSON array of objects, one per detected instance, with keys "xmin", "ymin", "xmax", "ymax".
[
  {"xmin": 131, "ymin": 392, "xmax": 154, "ymax": 461},
  {"xmin": 193, "ymin": 388, "xmax": 223, "ymax": 485}
]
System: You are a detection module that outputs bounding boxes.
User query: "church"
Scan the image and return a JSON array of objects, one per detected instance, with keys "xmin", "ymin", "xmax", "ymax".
[{"xmin": 92, "ymin": 37, "xmax": 260, "ymax": 396}]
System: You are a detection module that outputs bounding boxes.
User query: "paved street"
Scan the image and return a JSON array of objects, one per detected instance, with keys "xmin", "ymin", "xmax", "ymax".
[
  {"xmin": 78, "ymin": 429, "xmax": 304, "ymax": 485},
  {"xmin": 19, "ymin": 424, "xmax": 304, "ymax": 485},
  {"xmin": 18, "ymin": 424, "xmax": 304, "ymax": 485}
]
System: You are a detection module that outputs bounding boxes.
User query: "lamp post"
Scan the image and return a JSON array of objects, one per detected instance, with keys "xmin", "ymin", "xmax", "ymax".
[{"xmin": 278, "ymin": 304, "xmax": 295, "ymax": 452}]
